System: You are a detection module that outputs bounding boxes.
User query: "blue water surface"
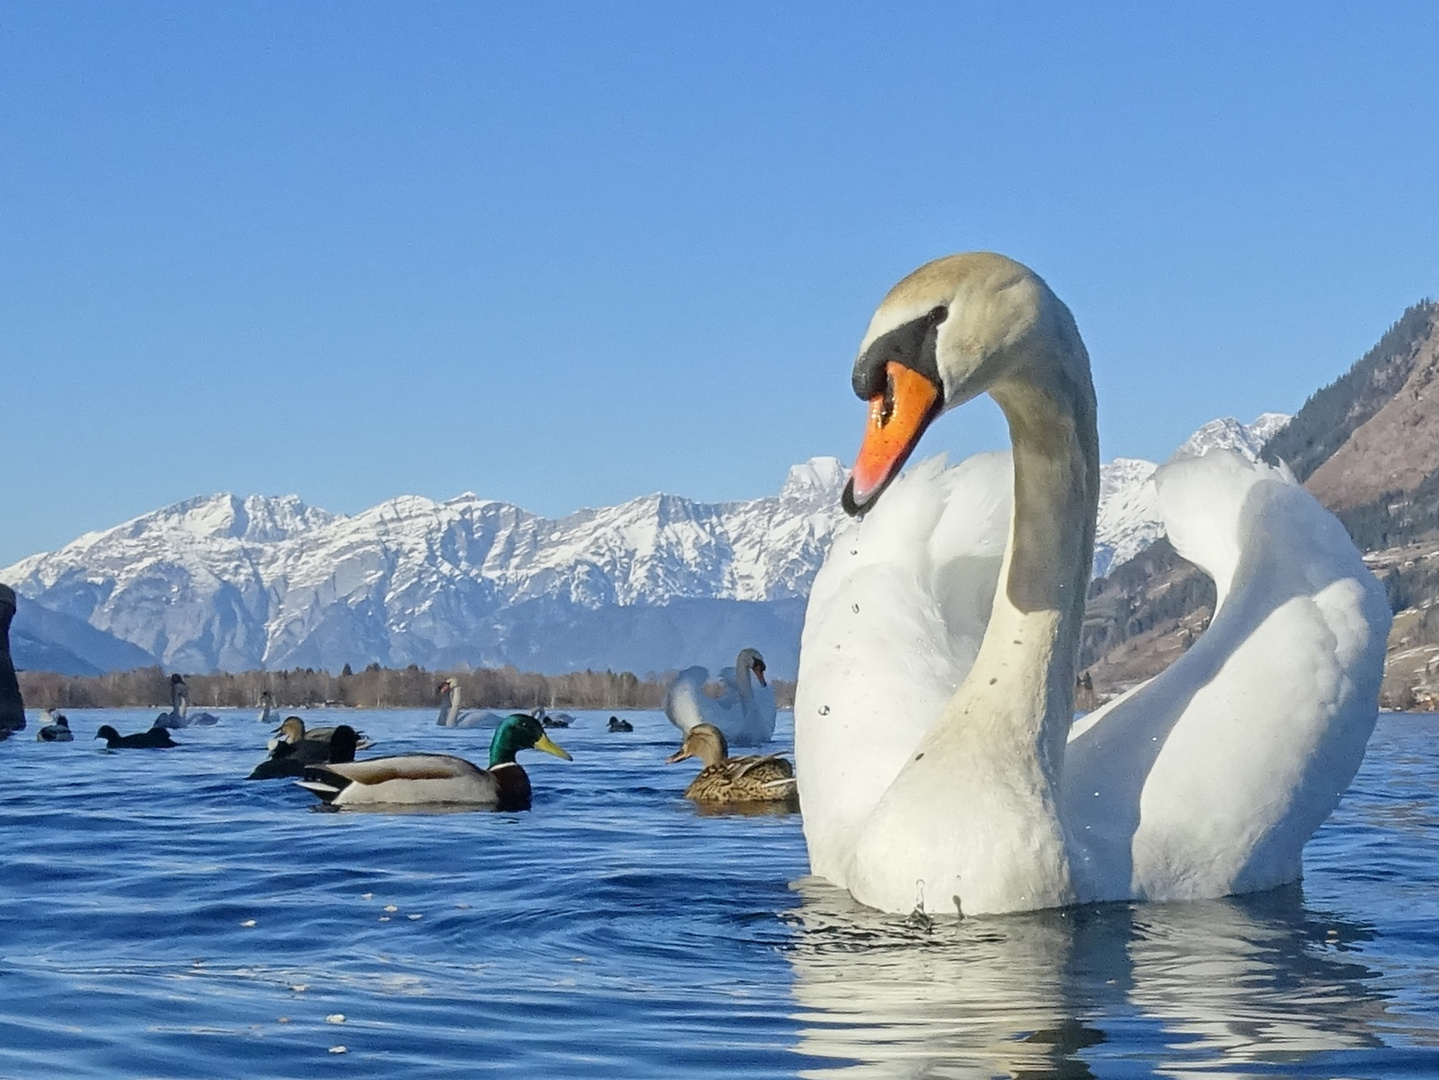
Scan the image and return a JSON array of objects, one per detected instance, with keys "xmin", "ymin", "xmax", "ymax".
[{"xmin": 2, "ymin": 708, "xmax": 1437, "ymax": 1078}]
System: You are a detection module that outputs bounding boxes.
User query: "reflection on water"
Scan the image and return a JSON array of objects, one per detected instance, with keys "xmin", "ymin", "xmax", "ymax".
[{"xmin": 786, "ymin": 880, "xmax": 1403, "ymax": 1079}]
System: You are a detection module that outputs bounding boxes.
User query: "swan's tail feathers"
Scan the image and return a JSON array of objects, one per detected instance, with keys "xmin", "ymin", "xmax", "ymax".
[
  {"xmin": 663, "ymin": 666, "xmax": 712, "ymax": 734},
  {"xmin": 1155, "ymin": 449, "xmax": 1373, "ymax": 612}
]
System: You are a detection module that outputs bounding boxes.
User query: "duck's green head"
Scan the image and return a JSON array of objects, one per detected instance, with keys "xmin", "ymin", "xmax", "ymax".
[{"xmin": 489, "ymin": 713, "xmax": 573, "ymax": 767}]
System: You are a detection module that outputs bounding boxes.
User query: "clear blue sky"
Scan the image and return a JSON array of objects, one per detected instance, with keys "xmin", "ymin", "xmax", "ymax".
[{"xmin": 4, "ymin": 2, "xmax": 1438, "ymax": 568}]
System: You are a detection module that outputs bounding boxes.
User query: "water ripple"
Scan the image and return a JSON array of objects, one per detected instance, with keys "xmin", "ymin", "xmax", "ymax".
[{"xmin": 2, "ymin": 709, "xmax": 1438, "ymax": 1077}]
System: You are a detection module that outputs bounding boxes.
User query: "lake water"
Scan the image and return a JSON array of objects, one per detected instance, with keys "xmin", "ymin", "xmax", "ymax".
[{"xmin": 3, "ymin": 708, "xmax": 1438, "ymax": 1078}]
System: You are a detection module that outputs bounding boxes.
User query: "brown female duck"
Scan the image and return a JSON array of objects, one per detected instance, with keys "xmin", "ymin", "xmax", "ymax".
[{"xmin": 666, "ymin": 723, "xmax": 798, "ymax": 807}]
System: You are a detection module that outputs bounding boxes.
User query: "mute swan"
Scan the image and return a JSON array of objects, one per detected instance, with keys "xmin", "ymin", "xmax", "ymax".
[
  {"xmin": 257, "ymin": 690, "xmax": 274, "ymax": 724},
  {"xmin": 154, "ymin": 675, "xmax": 220, "ymax": 728},
  {"xmin": 794, "ymin": 252, "xmax": 1390, "ymax": 916},
  {"xmin": 435, "ymin": 679, "xmax": 504, "ymax": 729},
  {"xmin": 298, "ymin": 714, "xmax": 572, "ymax": 809},
  {"xmin": 663, "ymin": 648, "xmax": 776, "ymax": 746}
]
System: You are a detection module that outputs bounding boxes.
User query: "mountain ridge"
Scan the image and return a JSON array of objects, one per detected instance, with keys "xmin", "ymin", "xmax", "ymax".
[{"xmin": 3, "ymin": 421, "xmax": 1284, "ymax": 678}]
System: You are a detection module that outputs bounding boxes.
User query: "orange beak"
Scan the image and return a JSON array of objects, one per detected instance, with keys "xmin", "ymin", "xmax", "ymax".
[{"xmin": 844, "ymin": 362, "xmax": 940, "ymax": 514}]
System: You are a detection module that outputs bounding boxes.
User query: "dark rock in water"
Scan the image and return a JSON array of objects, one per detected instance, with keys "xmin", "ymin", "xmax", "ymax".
[{"xmin": 0, "ymin": 585, "xmax": 26, "ymax": 739}]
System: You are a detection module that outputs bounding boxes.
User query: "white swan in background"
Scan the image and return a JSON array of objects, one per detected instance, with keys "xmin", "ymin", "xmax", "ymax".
[
  {"xmin": 795, "ymin": 252, "xmax": 1390, "ymax": 916},
  {"xmin": 664, "ymin": 648, "xmax": 776, "ymax": 747},
  {"xmin": 177, "ymin": 675, "xmax": 220, "ymax": 726},
  {"xmin": 171, "ymin": 674, "xmax": 219, "ymax": 727},
  {"xmin": 154, "ymin": 674, "xmax": 218, "ymax": 727},
  {"xmin": 257, "ymin": 690, "xmax": 274, "ymax": 724},
  {"xmin": 154, "ymin": 674, "xmax": 188, "ymax": 728},
  {"xmin": 435, "ymin": 679, "xmax": 504, "ymax": 729}
]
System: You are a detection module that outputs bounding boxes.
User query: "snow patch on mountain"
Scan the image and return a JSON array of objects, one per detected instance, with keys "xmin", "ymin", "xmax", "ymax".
[{"xmin": 1172, "ymin": 412, "xmax": 1290, "ymax": 463}]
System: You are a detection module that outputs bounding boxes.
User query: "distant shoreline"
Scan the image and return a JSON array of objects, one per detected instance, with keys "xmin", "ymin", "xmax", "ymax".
[{"xmin": 18, "ymin": 663, "xmax": 797, "ymax": 712}]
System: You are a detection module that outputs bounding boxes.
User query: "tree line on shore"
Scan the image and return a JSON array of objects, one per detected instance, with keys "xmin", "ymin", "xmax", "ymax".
[{"xmin": 18, "ymin": 663, "xmax": 798, "ymax": 712}]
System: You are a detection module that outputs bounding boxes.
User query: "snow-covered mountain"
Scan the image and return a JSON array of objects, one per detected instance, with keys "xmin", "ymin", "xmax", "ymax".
[
  {"xmin": 3, "ymin": 461, "xmax": 849, "ymax": 677},
  {"xmin": 2, "ymin": 417, "xmax": 1287, "ymax": 676}
]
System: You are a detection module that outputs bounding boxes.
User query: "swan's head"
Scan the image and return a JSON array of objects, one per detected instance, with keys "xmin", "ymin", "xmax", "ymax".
[
  {"xmin": 273, "ymin": 716, "xmax": 305, "ymax": 743},
  {"xmin": 843, "ymin": 252, "xmax": 1082, "ymax": 514},
  {"xmin": 436, "ymin": 679, "xmax": 452, "ymax": 697},
  {"xmin": 736, "ymin": 647, "xmax": 767, "ymax": 686}
]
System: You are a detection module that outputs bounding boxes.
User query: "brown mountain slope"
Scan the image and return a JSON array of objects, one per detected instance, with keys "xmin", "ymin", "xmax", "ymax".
[
  {"xmin": 1081, "ymin": 297, "xmax": 1439, "ymax": 704},
  {"xmin": 1306, "ymin": 309, "xmax": 1439, "ymax": 510}
]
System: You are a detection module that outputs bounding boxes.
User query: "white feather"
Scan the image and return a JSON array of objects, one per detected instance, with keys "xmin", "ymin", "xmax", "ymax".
[{"xmin": 795, "ymin": 452, "xmax": 1012, "ymax": 882}]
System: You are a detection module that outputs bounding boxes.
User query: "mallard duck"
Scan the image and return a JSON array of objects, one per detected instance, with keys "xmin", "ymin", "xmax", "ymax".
[
  {"xmin": 268, "ymin": 715, "xmax": 373, "ymax": 756},
  {"xmin": 249, "ymin": 724, "xmax": 359, "ymax": 780},
  {"xmin": 96, "ymin": 724, "xmax": 177, "ymax": 749},
  {"xmin": 297, "ymin": 713, "xmax": 571, "ymax": 809},
  {"xmin": 37, "ymin": 711, "xmax": 74, "ymax": 742},
  {"xmin": 607, "ymin": 716, "xmax": 634, "ymax": 732},
  {"xmin": 667, "ymin": 723, "xmax": 798, "ymax": 807}
]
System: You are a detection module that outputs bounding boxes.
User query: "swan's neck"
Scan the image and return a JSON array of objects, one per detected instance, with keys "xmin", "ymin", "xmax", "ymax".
[
  {"xmin": 440, "ymin": 687, "xmax": 459, "ymax": 725},
  {"xmin": 972, "ymin": 363, "xmax": 1099, "ymax": 780}
]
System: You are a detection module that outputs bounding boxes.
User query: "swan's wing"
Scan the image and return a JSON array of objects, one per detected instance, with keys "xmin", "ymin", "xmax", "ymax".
[
  {"xmin": 664, "ymin": 666, "xmax": 718, "ymax": 734},
  {"xmin": 712, "ymin": 667, "xmax": 741, "ymax": 710},
  {"xmin": 453, "ymin": 710, "xmax": 503, "ymax": 729},
  {"xmin": 729, "ymin": 754, "xmax": 794, "ymax": 782},
  {"xmin": 1063, "ymin": 451, "xmax": 1390, "ymax": 902},
  {"xmin": 795, "ymin": 453, "xmax": 1012, "ymax": 880}
]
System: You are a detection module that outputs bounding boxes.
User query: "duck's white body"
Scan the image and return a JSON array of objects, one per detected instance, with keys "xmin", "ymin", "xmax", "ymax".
[
  {"xmin": 664, "ymin": 649, "xmax": 776, "ymax": 747},
  {"xmin": 795, "ymin": 253, "xmax": 1390, "ymax": 916}
]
